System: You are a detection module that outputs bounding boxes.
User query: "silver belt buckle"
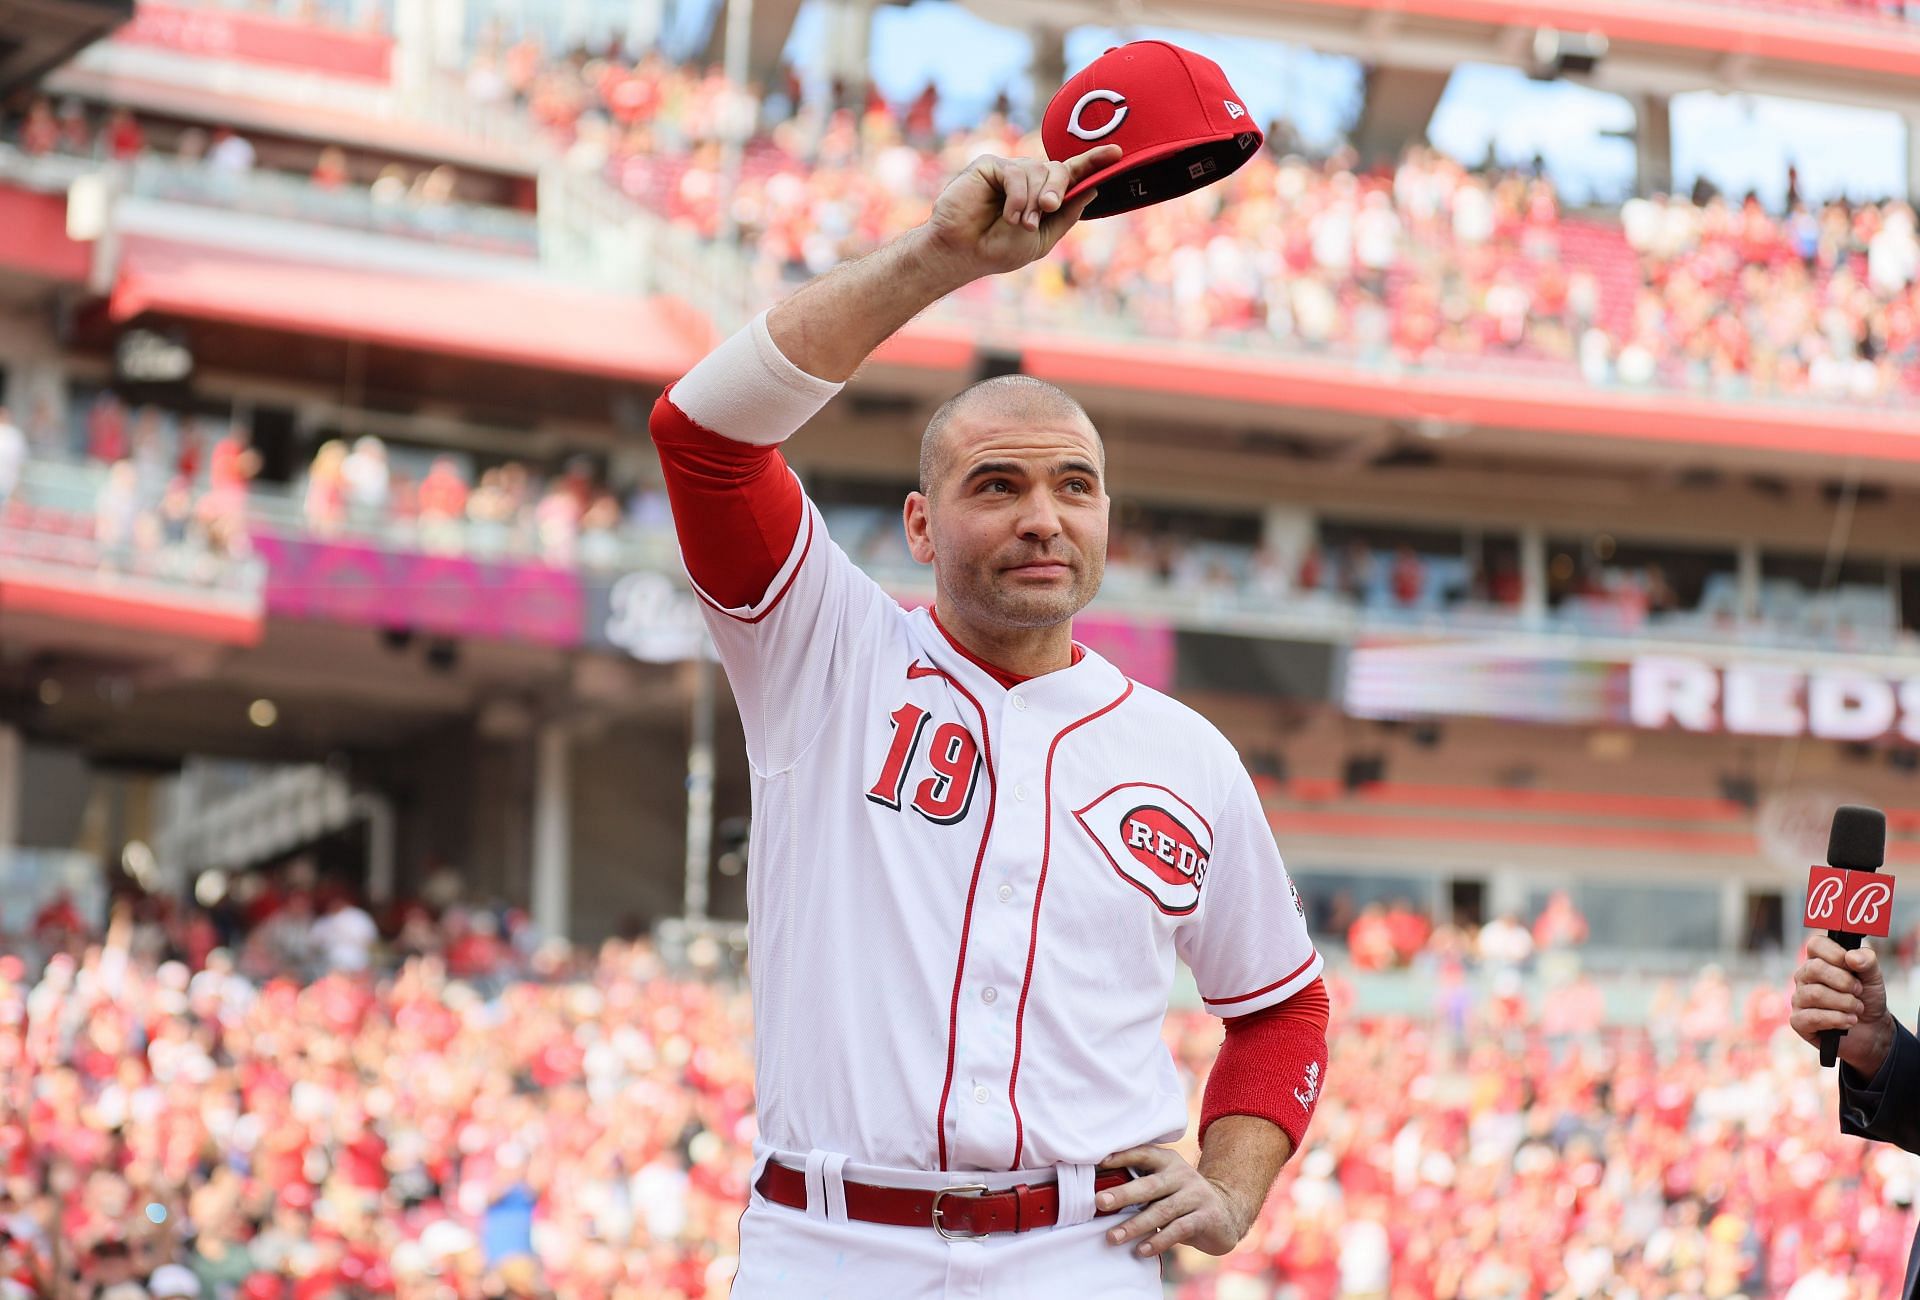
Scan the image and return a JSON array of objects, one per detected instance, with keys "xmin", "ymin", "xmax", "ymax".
[{"xmin": 931, "ymin": 1183, "xmax": 991, "ymax": 1240}]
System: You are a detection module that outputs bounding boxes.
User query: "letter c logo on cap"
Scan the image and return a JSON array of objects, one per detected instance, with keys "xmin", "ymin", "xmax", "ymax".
[{"xmin": 1067, "ymin": 88, "xmax": 1128, "ymax": 141}]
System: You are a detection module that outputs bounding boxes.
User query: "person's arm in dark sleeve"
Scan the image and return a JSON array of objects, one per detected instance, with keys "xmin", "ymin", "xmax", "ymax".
[{"xmin": 1841, "ymin": 1017, "xmax": 1920, "ymax": 1154}]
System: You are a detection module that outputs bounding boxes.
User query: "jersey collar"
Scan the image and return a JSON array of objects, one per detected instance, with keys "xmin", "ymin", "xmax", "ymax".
[
  {"xmin": 910, "ymin": 605, "xmax": 1123, "ymax": 712},
  {"xmin": 927, "ymin": 605, "xmax": 1085, "ymax": 689}
]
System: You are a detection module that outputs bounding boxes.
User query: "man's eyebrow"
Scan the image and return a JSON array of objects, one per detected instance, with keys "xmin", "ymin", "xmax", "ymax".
[
  {"xmin": 1054, "ymin": 458, "xmax": 1102, "ymax": 480},
  {"xmin": 959, "ymin": 460, "xmax": 1024, "ymax": 485}
]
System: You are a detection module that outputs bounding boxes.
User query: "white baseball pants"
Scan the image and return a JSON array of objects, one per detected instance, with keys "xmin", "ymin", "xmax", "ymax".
[{"xmin": 730, "ymin": 1144, "xmax": 1161, "ymax": 1299}]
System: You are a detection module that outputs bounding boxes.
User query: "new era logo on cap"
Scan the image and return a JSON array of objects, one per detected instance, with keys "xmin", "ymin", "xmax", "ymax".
[{"xmin": 1042, "ymin": 41, "xmax": 1265, "ymax": 219}]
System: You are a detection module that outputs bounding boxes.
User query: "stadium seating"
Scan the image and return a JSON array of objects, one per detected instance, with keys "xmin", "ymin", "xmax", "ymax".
[{"xmin": 0, "ymin": 902, "xmax": 1905, "ymax": 1299}]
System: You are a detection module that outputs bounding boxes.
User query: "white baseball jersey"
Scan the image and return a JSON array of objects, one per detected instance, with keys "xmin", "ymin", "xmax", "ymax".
[{"xmin": 662, "ymin": 317, "xmax": 1321, "ymax": 1176}]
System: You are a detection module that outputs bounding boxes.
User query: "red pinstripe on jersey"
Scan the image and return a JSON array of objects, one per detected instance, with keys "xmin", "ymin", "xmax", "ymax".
[
  {"xmin": 1006, "ymin": 680, "xmax": 1137, "ymax": 1170},
  {"xmin": 1203, "ymin": 949, "xmax": 1322, "ymax": 1009},
  {"xmin": 908, "ymin": 659, "xmax": 999, "ymax": 1172}
]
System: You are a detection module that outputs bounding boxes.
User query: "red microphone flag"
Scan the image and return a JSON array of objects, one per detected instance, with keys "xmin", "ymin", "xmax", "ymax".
[{"xmin": 1804, "ymin": 865, "xmax": 1896, "ymax": 938}]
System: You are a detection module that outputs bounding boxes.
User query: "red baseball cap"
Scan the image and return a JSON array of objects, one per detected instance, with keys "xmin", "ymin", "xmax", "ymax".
[{"xmin": 1042, "ymin": 41, "xmax": 1264, "ymax": 219}]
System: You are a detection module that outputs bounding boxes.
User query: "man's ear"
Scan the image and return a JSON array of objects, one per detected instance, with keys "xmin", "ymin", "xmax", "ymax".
[{"xmin": 904, "ymin": 491, "xmax": 936, "ymax": 565}]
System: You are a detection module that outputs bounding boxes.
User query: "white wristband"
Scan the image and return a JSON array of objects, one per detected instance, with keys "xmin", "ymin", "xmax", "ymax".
[{"xmin": 669, "ymin": 310, "xmax": 844, "ymax": 446}]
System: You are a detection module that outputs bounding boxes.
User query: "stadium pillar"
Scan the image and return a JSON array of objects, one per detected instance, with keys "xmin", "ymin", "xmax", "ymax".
[
  {"xmin": 1737, "ymin": 539, "xmax": 1761, "ymax": 621},
  {"xmin": 391, "ymin": 0, "xmax": 467, "ymax": 104},
  {"xmin": 1719, "ymin": 879, "xmax": 1745, "ymax": 951},
  {"xmin": 1031, "ymin": 27, "xmax": 1067, "ymax": 123},
  {"xmin": 821, "ymin": 0, "xmax": 874, "ymax": 100},
  {"xmin": 1519, "ymin": 526, "xmax": 1548, "ymax": 629},
  {"xmin": 1262, "ymin": 504, "xmax": 1317, "ymax": 579},
  {"xmin": 1635, "ymin": 93, "xmax": 1673, "ymax": 195},
  {"xmin": 683, "ymin": 656, "xmax": 717, "ymax": 922},
  {"xmin": 532, "ymin": 720, "xmax": 572, "ymax": 943},
  {"xmin": 0, "ymin": 725, "xmax": 19, "ymax": 854},
  {"xmin": 1908, "ymin": 115, "xmax": 1920, "ymax": 205},
  {"xmin": 1352, "ymin": 66, "xmax": 1451, "ymax": 170}
]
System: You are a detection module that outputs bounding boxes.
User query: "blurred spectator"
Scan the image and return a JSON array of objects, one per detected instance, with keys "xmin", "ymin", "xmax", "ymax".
[
  {"xmin": 104, "ymin": 108, "xmax": 146, "ymax": 163},
  {"xmin": 310, "ymin": 145, "xmax": 351, "ymax": 189},
  {"xmin": 55, "ymin": 99, "xmax": 89, "ymax": 156},
  {"xmin": 1533, "ymin": 890, "xmax": 1592, "ymax": 951},
  {"xmin": 94, "ymin": 461, "xmax": 143, "ymax": 562},
  {"xmin": 416, "ymin": 456, "xmax": 470, "ymax": 552},
  {"xmin": 309, "ymin": 893, "xmax": 378, "ymax": 975},
  {"xmin": 303, "ymin": 440, "xmax": 348, "ymax": 535},
  {"xmin": 1477, "ymin": 910, "xmax": 1535, "ymax": 969},
  {"xmin": 1346, "ymin": 903, "xmax": 1397, "ymax": 972},
  {"xmin": 19, "ymin": 97, "xmax": 58, "ymax": 155},
  {"xmin": 206, "ymin": 127, "xmax": 256, "ymax": 175},
  {"xmin": 87, "ymin": 394, "xmax": 127, "ymax": 465},
  {"xmin": 341, "ymin": 436, "xmax": 390, "ymax": 528}
]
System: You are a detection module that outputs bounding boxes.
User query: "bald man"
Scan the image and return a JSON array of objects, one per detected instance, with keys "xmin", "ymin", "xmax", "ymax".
[{"xmin": 649, "ymin": 147, "xmax": 1330, "ymax": 1297}]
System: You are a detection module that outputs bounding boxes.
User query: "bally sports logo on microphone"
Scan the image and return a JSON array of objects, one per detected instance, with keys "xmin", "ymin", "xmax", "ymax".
[{"xmin": 1804, "ymin": 865, "xmax": 1897, "ymax": 937}]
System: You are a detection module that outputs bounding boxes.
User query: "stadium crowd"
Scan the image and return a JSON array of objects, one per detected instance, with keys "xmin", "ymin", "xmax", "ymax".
[
  {"xmin": 0, "ymin": 867, "xmax": 1909, "ymax": 1300},
  {"xmin": 476, "ymin": 43, "xmax": 1920, "ymax": 404},
  {"xmin": 7, "ymin": 15, "xmax": 1920, "ymax": 404}
]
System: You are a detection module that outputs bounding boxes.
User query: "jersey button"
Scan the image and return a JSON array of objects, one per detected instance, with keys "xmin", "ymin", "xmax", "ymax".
[
  {"xmin": 997, "ymin": 884, "xmax": 1013, "ymax": 902},
  {"xmin": 982, "ymin": 986, "xmax": 998, "ymax": 1004},
  {"xmin": 973, "ymin": 1085, "xmax": 990, "ymax": 1104},
  {"xmin": 1011, "ymin": 694, "xmax": 1027, "ymax": 711},
  {"xmin": 1013, "ymin": 784, "xmax": 1027, "ymax": 802}
]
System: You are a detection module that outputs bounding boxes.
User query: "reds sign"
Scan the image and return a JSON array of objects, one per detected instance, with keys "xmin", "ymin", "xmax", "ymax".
[
  {"xmin": 1804, "ymin": 865, "xmax": 1896, "ymax": 938},
  {"xmin": 1074, "ymin": 783, "xmax": 1213, "ymax": 915}
]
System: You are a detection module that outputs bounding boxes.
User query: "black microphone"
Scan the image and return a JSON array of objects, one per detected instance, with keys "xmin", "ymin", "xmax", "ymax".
[{"xmin": 1820, "ymin": 804, "xmax": 1888, "ymax": 1069}]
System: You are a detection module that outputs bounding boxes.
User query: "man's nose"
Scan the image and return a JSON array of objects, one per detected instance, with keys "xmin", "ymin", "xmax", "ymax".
[{"xmin": 1016, "ymin": 489, "xmax": 1063, "ymax": 541}]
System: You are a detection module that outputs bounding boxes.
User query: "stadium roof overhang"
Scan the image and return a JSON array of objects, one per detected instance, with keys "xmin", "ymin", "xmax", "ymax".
[
  {"xmin": 92, "ymin": 239, "xmax": 708, "ymax": 414},
  {"xmin": 970, "ymin": 0, "xmax": 1920, "ymax": 115},
  {"xmin": 0, "ymin": 0, "xmax": 131, "ymax": 98}
]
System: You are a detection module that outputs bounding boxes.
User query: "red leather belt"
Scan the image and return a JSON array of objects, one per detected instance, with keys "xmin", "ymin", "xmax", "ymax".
[{"xmin": 754, "ymin": 1162, "xmax": 1134, "ymax": 1239}]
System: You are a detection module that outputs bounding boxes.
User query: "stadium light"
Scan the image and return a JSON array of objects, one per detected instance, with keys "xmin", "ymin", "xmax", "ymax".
[
  {"xmin": 1530, "ymin": 28, "xmax": 1608, "ymax": 80},
  {"xmin": 248, "ymin": 699, "xmax": 279, "ymax": 728}
]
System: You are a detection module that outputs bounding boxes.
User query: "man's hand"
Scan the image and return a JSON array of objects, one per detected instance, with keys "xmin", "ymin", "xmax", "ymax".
[
  {"xmin": 1792, "ymin": 934, "xmax": 1894, "ymax": 1076},
  {"xmin": 1095, "ymin": 1143, "xmax": 1255, "ymax": 1259},
  {"xmin": 919, "ymin": 145, "xmax": 1121, "ymax": 281},
  {"xmin": 765, "ymin": 144, "xmax": 1121, "ymax": 382}
]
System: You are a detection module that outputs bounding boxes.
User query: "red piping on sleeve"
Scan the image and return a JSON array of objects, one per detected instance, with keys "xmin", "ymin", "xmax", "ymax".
[{"xmin": 1198, "ymin": 976, "xmax": 1330, "ymax": 1153}]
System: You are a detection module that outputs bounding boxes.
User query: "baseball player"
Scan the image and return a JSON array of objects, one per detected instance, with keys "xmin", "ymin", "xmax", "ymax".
[{"xmin": 649, "ymin": 137, "xmax": 1328, "ymax": 1298}]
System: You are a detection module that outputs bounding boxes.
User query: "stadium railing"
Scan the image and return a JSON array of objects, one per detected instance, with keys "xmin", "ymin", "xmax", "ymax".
[
  {"xmin": 11, "ymin": 460, "xmax": 1909, "ymax": 655},
  {"xmin": 127, "ymin": 155, "xmax": 541, "ymax": 255}
]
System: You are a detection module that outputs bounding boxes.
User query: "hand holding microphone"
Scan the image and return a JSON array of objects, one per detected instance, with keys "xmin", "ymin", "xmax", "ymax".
[
  {"xmin": 1792, "ymin": 934, "xmax": 1893, "ymax": 1077},
  {"xmin": 1791, "ymin": 805, "xmax": 1895, "ymax": 1075}
]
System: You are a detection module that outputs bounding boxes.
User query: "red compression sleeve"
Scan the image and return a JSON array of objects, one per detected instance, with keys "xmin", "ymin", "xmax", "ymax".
[
  {"xmin": 1198, "ymin": 976, "xmax": 1330, "ymax": 1152},
  {"xmin": 648, "ymin": 386, "xmax": 805, "ymax": 609}
]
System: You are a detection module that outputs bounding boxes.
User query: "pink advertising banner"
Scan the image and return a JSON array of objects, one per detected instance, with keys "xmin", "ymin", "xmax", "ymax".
[{"xmin": 251, "ymin": 530, "xmax": 583, "ymax": 647}]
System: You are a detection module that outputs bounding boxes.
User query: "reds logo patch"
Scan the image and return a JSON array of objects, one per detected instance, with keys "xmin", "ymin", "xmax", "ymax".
[
  {"xmin": 1067, "ymin": 88, "xmax": 1129, "ymax": 141},
  {"xmin": 1072, "ymin": 783, "xmax": 1213, "ymax": 915}
]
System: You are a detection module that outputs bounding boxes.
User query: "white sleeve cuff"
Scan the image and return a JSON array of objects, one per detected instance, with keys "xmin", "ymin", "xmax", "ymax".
[{"xmin": 669, "ymin": 310, "xmax": 844, "ymax": 446}]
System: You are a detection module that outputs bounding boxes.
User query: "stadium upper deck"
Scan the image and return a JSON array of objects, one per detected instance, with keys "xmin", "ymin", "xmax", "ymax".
[{"xmin": 13, "ymin": 0, "xmax": 1920, "ymax": 944}]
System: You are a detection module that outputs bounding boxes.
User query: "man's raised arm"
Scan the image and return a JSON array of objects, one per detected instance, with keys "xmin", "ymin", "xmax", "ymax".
[{"xmin": 649, "ymin": 145, "xmax": 1119, "ymax": 614}]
